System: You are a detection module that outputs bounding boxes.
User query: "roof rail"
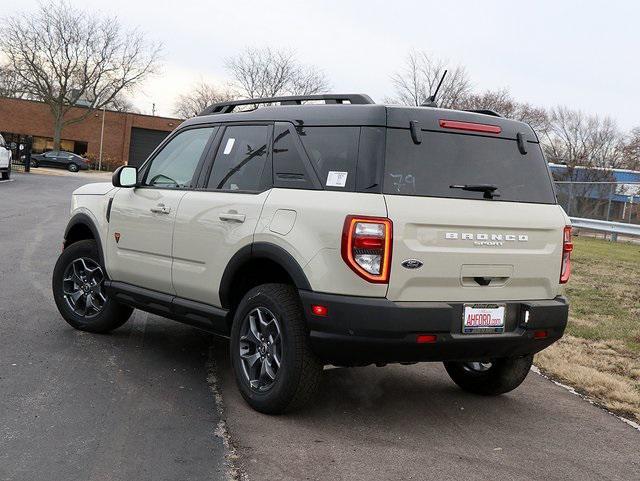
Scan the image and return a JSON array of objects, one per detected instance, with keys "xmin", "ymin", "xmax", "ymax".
[
  {"xmin": 464, "ymin": 109, "xmax": 502, "ymax": 117},
  {"xmin": 199, "ymin": 94, "xmax": 375, "ymax": 116}
]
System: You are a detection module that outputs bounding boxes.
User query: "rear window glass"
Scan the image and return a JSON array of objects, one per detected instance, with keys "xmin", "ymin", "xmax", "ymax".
[
  {"xmin": 297, "ymin": 126, "xmax": 359, "ymax": 191},
  {"xmin": 273, "ymin": 123, "xmax": 316, "ymax": 189},
  {"xmin": 208, "ymin": 125, "xmax": 270, "ymax": 191},
  {"xmin": 383, "ymin": 129, "xmax": 556, "ymax": 204}
]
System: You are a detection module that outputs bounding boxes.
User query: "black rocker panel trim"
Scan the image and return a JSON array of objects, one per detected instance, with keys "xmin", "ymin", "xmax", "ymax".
[{"xmin": 104, "ymin": 280, "xmax": 230, "ymax": 336}]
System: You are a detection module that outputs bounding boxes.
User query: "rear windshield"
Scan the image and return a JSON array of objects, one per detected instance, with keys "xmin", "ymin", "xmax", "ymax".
[{"xmin": 383, "ymin": 129, "xmax": 557, "ymax": 204}]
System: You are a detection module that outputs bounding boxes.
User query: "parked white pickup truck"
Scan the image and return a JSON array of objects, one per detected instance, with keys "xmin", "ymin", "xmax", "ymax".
[{"xmin": 0, "ymin": 134, "xmax": 11, "ymax": 180}]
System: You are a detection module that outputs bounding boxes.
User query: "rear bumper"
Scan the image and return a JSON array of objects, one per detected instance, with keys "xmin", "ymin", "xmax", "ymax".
[{"xmin": 299, "ymin": 291, "xmax": 568, "ymax": 365}]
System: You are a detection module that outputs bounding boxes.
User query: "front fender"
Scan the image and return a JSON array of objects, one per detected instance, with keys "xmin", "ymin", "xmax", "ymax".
[{"xmin": 64, "ymin": 212, "xmax": 106, "ymax": 268}]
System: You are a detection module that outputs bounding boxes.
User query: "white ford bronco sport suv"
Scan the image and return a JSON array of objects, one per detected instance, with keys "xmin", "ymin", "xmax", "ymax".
[{"xmin": 53, "ymin": 94, "xmax": 571, "ymax": 413}]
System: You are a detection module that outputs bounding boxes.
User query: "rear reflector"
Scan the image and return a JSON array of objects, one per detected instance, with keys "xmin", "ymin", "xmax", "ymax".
[
  {"xmin": 311, "ymin": 304, "xmax": 328, "ymax": 317},
  {"xmin": 341, "ymin": 215, "xmax": 393, "ymax": 283},
  {"xmin": 416, "ymin": 334, "xmax": 437, "ymax": 344},
  {"xmin": 439, "ymin": 119, "xmax": 502, "ymax": 134},
  {"xmin": 560, "ymin": 225, "xmax": 573, "ymax": 284},
  {"xmin": 534, "ymin": 330, "xmax": 548, "ymax": 339}
]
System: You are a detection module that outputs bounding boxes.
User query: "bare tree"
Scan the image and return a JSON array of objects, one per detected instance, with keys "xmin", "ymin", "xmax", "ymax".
[
  {"xmin": 622, "ymin": 127, "xmax": 640, "ymax": 171},
  {"xmin": 173, "ymin": 81, "xmax": 234, "ymax": 118},
  {"xmin": 542, "ymin": 107, "xmax": 626, "ymax": 218},
  {"xmin": 0, "ymin": 1, "xmax": 161, "ymax": 149},
  {"xmin": 542, "ymin": 107, "xmax": 624, "ymax": 169},
  {"xmin": 0, "ymin": 64, "xmax": 27, "ymax": 99},
  {"xmin": 457, "ymin": 88, "xmax": 550, "ymax": 133},
  {"xmin": 107, "ymin": 94, "xmax": 140, "ymax": 113},
  {"xmin": 389, "ymin": 50, "xmax": 471, "ymax": 108},
  {"xmin": 225, "ymin": 47, "xmax": 330, "ymax": 99}
]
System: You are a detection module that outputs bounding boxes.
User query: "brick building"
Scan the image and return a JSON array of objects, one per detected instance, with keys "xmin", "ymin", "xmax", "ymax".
[{"xmin": 0, "ymin": 97, "xmax": 183, "ymax": 167}]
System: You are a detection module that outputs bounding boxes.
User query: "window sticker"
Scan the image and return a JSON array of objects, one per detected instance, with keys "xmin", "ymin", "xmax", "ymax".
[
  {"xmin": 223, "ymin": 138, "xmax": 235, "ymax": 155},
  {"xmin": 326, "ymin": 171, "xmax": 348, "ymax": 187}
]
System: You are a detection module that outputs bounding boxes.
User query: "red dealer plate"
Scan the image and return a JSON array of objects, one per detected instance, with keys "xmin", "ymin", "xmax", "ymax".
[{"xmin": 462, "ymin": 304, "xmax": 506, "ymax": 334}]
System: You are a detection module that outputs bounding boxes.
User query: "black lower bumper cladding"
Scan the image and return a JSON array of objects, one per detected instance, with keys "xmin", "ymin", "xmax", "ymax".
[{"xmin": 299, "ymin": 290, "xmax": 568, "ymax": 365}]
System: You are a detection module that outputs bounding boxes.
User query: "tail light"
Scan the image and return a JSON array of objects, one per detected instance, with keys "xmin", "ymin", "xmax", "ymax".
[
  {"xmin": 341, "ymin": 215, "xmax": 392, "ymax": 283},
  {"xmin": 559, "ymin": 225, "xmax": 573, "ymax": 284}
]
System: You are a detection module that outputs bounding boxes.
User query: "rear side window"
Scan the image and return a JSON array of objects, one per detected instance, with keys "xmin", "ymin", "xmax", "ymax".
[
  {"xmin": 208, "ymin": 125, "xmax": 271, "ymax": 191},
  {"xmin": 297, "ymin": 126, "xmax": 359, "ymax": 191},
  {"xmin": 383, "ymin": 129, "xmax": 556, "ymax": 204},
  {"xmin": 273, "ymin": 123, "xmax": 317, "ymax": 190}
]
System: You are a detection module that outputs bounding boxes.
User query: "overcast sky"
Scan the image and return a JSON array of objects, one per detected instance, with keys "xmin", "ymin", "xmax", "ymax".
[{"xmin": 4, "ymin": 0, "xmax": 639, "ymax": 129}]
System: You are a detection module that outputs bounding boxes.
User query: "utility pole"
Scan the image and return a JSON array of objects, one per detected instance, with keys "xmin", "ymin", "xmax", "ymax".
[{"xmin": 98, "ymin": 105, "xmax": 106, "ymax": 171}]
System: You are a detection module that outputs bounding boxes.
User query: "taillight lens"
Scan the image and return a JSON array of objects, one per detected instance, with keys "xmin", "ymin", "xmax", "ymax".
[
  {"xmin": 341, "ymin": 215, "xmax": 392, "ymax": 283},
  {"xmin": 560, "ymin": 225, "xmax": 573, "ymax": 284}
]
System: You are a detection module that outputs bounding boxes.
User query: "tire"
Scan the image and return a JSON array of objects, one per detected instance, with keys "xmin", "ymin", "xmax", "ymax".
[
  {"xmin": 68, "ymin": 163, "xmax": 79, "ymax": 172},
  {"xmin": 443, "ymin": 355, "xmax": 533, "ymax": 396},
  {"xmin": 52, "ymin": 239, "xmax": 133, "ymax": 333},
  {"xmin": 1, "ymin": 171, "xmax": 8, "ymax": 180},
  {"xmin": 230, "ymin": 283, "xmax": 323, "ymax": 414},
  {"xmin": 32, "ymin": 160, "xmax": 39, "ymax": 168}
]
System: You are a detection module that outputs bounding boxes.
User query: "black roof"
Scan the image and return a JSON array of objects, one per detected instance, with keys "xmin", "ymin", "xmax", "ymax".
[{"xmin": 182, "ymin": 94, "xmax": 538, "ymax": 142}]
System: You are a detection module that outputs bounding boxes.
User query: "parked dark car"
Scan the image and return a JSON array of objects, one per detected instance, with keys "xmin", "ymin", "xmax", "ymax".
[{"xmin": 31, "ymin": 151, "xmax": 90, "ymax": 172}]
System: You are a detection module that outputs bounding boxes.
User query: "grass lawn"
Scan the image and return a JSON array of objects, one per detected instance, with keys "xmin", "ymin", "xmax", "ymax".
[{"xmin": 535, "ymin": 236, "xmax": 640, "ymax": 422}]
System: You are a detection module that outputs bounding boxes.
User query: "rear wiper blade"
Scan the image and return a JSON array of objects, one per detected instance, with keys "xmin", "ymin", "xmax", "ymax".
[{"xmin": 449, "ymin": 184, "xmax": 499, "ymax": 199}]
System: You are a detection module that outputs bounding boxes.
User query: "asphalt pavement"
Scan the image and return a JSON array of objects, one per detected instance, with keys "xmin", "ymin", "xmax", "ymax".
[
  {"xmin": 0, "ymin": 172, "xmax": 225, "ymax": 481},
  {"xmin": 1, "ymin": 171, "xmax": 638, "ymax": 481}
]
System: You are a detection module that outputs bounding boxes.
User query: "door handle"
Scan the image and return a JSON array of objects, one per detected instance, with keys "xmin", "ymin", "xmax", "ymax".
[
  {"xmin": 150, "ymin": 203, "xmax": 171, "ymax": 214},
  {"xmin": 219, "ymin": 212, "xmax": 246, "ymax": 223}
]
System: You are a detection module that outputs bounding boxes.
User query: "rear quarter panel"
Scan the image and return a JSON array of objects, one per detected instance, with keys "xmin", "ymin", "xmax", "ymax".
[{"xmin": 256, "ymin": 189, "xmax": 389, "ymax": 297}]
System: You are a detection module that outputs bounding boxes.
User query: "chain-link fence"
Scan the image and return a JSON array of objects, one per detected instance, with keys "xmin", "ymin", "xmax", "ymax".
[{"xmin": 554, "ymin": 181, "xmax": 640, "ymax": 225}]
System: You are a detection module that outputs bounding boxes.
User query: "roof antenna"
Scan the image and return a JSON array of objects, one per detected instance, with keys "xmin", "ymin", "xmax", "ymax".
[{"xmin": 421, "ymin": 69, "xmax": 447, "ymax": 107}]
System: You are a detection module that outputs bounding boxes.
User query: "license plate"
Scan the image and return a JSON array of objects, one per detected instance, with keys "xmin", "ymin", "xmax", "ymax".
[{"xmin": 462, "ymin": 304, "xmax": 506, "ymax": 334}]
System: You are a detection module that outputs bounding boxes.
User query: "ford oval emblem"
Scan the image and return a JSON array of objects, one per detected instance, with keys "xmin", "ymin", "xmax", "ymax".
[{"xmin": 401, "ymin": 259, "xmax": 423, "ymax": 269}]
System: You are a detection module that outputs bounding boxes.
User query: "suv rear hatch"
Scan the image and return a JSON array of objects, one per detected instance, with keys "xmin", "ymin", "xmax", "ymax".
[{"xmin": 383, "ymin": 108, "xmax": 567, "ymax": 302}]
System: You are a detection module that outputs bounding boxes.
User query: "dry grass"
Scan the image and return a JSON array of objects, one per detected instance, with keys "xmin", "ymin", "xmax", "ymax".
[
  {"xmin": 534, "ymin": 236, "xmax": 640, "ymax": 422},
  {"xmin": 536, "ymin": 336, "xmax": 640, "ymax": 421}
]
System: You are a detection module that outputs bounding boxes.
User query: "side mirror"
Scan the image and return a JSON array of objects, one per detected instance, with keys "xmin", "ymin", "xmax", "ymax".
[{"xmin": 112, "ymin": 165, "xmax": 138, "ymax": 188}]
